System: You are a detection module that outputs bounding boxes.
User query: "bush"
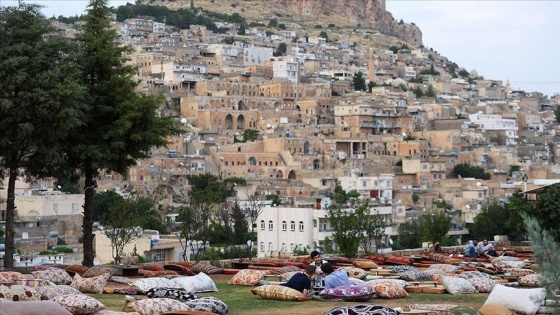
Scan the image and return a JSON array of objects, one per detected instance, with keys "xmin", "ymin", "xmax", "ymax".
[{"xmin": 39, "ymin": 246, "xmax": 74, "ymax": 255}]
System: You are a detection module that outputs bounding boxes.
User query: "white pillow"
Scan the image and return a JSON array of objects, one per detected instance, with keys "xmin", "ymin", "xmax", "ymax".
[
  {"xmin": 441, "ymin": 276, "xmax": 477, "ymax": 294},
  {"xmin": 367, "ymin": 278, "xmax": 408, "ymax": 288},
  {"xmin": 131, "ymin": 277, "xmax": 182, "ymax": 293},
  {"xmin": 483, "ymin": 284, "xmax": 546, "ymax": 315},
  {"xmin": 173, "ymin": 272, "xmax": 218, "ymax": 293}
]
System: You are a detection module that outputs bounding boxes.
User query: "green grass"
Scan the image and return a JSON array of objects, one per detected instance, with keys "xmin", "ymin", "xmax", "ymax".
[{"xmin": 92, "ymin": 279, "xmax": 489, "ymax": 315}]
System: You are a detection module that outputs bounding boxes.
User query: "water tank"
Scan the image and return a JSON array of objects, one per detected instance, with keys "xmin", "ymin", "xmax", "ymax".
[{"xmin": 49, "ymin": 231, "xmax": 59, "ymax": 237}]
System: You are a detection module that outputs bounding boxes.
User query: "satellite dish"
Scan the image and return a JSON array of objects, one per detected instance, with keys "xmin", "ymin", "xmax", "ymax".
[
  {"xmin": 180, "ymin": 118, "xmax": 187, "ymax": 124},
  {"xmin": 388, "ymin": 238, "xmax": 393, "ymax": 245},
  {"xmin": 466, "ymin": 205, "xmax": 471, "ymax": 209}
]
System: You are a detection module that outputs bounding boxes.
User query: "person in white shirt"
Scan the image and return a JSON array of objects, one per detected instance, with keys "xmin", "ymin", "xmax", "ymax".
[{"xmin": 309, "ymin": 251, "xmax": 327, "ymax": 288}]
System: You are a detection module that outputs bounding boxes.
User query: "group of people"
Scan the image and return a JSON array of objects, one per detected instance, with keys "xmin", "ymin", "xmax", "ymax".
[
  {"xmin": 464, "ymin": 238, "xmax": 498, "ymax": 258},
  {"xmin": 280, "ymin": 250, "xmax": 351, "ymax": 299}
]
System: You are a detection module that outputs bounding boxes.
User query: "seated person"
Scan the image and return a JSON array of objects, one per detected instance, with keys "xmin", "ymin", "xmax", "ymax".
[
  {"xmin": 433, "ymin": 242, "xmax": 445, "ymax": 253},
  {"xmin": 321, "ymin": 262, "xmax": 352, "ymax": 290},
  {"xmin": 464, "ymin": 240, "xmax": 477, "ymax": 258},
  {"xmin": 309, "ymin": 250, "xmax": 327, "ymax": 287},
  {"xmin": 281, "ymin": 265, "xmax": 316, "ymax": 298},
  {"xmin": 479, "ymin": 239, "xmax": 498, "ymax": 258}
]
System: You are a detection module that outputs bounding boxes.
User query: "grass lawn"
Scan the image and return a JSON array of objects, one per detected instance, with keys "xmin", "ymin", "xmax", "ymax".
[{"xmin": 92, "ymin": 278, "xmax": 490, "ymax": 315}]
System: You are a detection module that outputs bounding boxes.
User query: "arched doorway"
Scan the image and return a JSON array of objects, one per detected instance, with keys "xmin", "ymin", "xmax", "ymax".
[
  {"xmin": 288, "ymin": 170, "xmax": 296, "ymax": 180},
  {"xmin": 237, "ymin": 114, "xmax": 245, "ymax": 129},
  {"xmin": 304, "ymin": 141, "xmax": 310, "ymax": 154},
  {"xmin": 276, "ymin": 170, "xmax": 283, "ymax": 178},
  {"xmin": 225, "ymin": 114, "xmax": 233, "ymax": 129}
]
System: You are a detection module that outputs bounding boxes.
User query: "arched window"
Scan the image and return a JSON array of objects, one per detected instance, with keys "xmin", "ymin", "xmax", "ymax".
[
  {"xmin": 299, "ymin": 221, "xmax": 304, "ymax": 231},
  {"xmin": 248, "ymin": 156, "xmax": 257, "ymax": 166},
  {"xmin": 282, "ymin": 221, "xmax": 287, "ymax": 231},
  {"xmin": 260, "ymin": 220, "xmax": 265, "ymax": 230},
  {"xmin": 290, "ymin": 243, "xmax": 295, "ymax": 251},
  {"xmin": 313, "ymin": 219, "xmax": 317, "ymax": 228},
  {"xmin": 260, "ymin": 242, "xmax": 265, "ymax": 252},
  {"xmin": 268, "ymin": 220, "xmax": 274, "ymax": 231},
  {"xmin": 281, "ymin": 243, "xmax": 286, "ymax": 251},
  {"xmin": 290, "ymin": 221, "xmax": 295, "ymax": 231},
  {"xmin": 268, "ymin": 242, "xmax": 273, "ymax": 251}
]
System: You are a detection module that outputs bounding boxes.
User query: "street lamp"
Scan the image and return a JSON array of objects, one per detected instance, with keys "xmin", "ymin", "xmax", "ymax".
[{"xmin": 522, "ymin": 173, "xmax": 528, "ymax": 192}]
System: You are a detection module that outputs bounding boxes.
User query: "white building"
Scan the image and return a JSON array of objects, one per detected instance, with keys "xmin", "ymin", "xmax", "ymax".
[
  {"xmin": 243, "ymin": 46, "xmax": 273, "ymax": 66},
  {"xmin": 13, "ymin": 190, "xmax": 84, "ymax": 219},
  {"xmin": 463, "ymin": 112, "xmax": 518, "ymax": 146},
  {"xmin": 272, "ymin": 57, "xmax": 299, "ymax": 84}
]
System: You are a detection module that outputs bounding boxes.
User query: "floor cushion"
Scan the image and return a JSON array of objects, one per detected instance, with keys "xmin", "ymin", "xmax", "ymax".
[
  {"xmin": 483, "ymin": 284, "xmax": 546, "ymax": 315},
  {"xmin": 479, "ymin": 304, "xmax": 515, "ymax": 315},
  {"xmin": 451, "ymin": 306, "xmax": 483, "ymax": 315},
  {"xmin": 367, "ymin": 279, "xmax": 408, "ymax": 299},
  {"xmin": 142, "ymin": 270, "xmax": 179, "ymax": 278},
  {"xmin": 0, "ymin": 285, "xmax": 41, "ymax": 301},
  {"xmin": 0, "ymin": 271, "xmax": 24, "ymax": 284},
  {"xmin": 183, "ymin": 297, "xmax": 228, "ymax": 315},
  {"xmin": 352, "ymin": 259, "xmax": 379, "ymax": 270},
  {"xmin": 367, "ymin": 278, "xmax": 408, "ymax": 288},
  {"xmin": 467, "ymin": 277, "xmax": 496, "ymax": 293},
  {"xmin": 320, "ymin": 284, "xmax": 375, "ymax": 302},
  {"xmin": 12, "ymin": 279, "xmax": 55, "ymax": 288},
  {"xmin": 250, "ymin": 284, "xmax": 305, "ymax": 301},
  {"xmin": 324, "ymin": 305, "xmax": 399, "ymax": 315},
  {"xmin": 386, "ymin": 256, "xmax": 414, "ymax": 265},
  {"xmin": 161, "ymin": 311, "xmax": 216, "ymax": 315},
  {"xmin": 429, "ymin": 264, "xmax": 459, "ymax": 274},
  {"xmin": 70, "ymin": 272, "xmax": 111, "ymax": 294},
  {"xmin": 190, "ymin": 264, "xmax": 224, "ymax": 275},
  {"xmin": 65, "ymin": 265, "xmax": 90, "ymax": 277},
  {"xmin": 35, "ymin": 285, "xmax": 83, "ymax": 300},
  {"xmin": 501, "ymin": 268, "xmax": 534, "ymax": 277},
  {"xmin": 342, "ymin": 267, "xmax": 368, "ymax": 280},
  {"xmin": 132, "ymin": 277, "xmax": 182, "ymax": 293},
  {"xmin": 129, "ymin": 298, "xmax": 189, "ymax": 315},
  {"xmin": 405, "ymin": 304, "xmax": 459, "ymax": 315},
  {"xmin": 460, "ymin": 271, "xmax": 493, "ymax": 280},
  {"xmin": 519, "ymin": 274, "xmax": 547, "ymax": 287},
  {"xmin": 32, "ymin": 268, "xmax": 73, "ymax": 285},
  {"xmin": 0, "ymin": 300, "xmax": 72, "ymax": 315},
  {"xmin": 52, "ymin": 294, "xmax": 105, "ymax": 315},
  {"xmin": 164, "ymin": 264, "xmax": 195, "ymax": 276},
  {"xmin": 398, "ymin": 269, "xmax": 432, "ymax": 281},
  {"xmin": 82, "ymin": 266, "xmax": 116, "ymax": 278},
  {"xmin": 173, "ymin": 273, "xmax": 218, "ymax": 293},
  {"xmin": 146, "ymin": 287, "xmax": 199, "ymax": 303},
  {"xmin": 441, "ymin": 276, "xmax": 477, "ymax": 294},
  {"xmin": 227, "ymin": 269, "xmax": 266, "ymax": 286}
]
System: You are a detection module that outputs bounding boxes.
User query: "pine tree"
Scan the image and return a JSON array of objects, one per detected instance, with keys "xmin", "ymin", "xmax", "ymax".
[
  {"xmin": 0, "ymin": 3, "xmax": 85, "ymax": 268},
  {"xmin": 66, "ymin": 0, "xmax": 180, "ymax": 266},
  {"xmin": 352, "ymin": 71, "xmax": 367, "ymax": 91}
]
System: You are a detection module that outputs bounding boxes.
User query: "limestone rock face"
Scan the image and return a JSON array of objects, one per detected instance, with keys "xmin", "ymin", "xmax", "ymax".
[{"xmin": 277, "ymin": 0, "xmax": 422, "ymax": 45}]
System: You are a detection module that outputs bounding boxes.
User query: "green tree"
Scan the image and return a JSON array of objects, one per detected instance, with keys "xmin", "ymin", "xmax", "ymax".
[
  {"xmin": 237, "ymin": 24, "xmax": 245, "ymax": 35},
  {"xmin": 327, "ymin": 186, "xmax": 368, "ymax": 258},
  {"xmin": 273, "ymin": 42, "xmax": 287, "ymax": 57},
  {"xmin": 452, "ymin": 163, "xmax": 491, "ymax": 180},
  {"xmin": 231, "ymin": 202, "xmax": 247, "ymax": 245},
  {"xmin": 352, "ymin": 71, "xmax": 367, "ymax": 91},
  {"xmin": 0, "ymin": 3, "xmax": 85, "ymax": 269},
  {"xmin": 388, "ymin": 46, "xmax": 399, "ymax": 54},
  {"xmin": 175, "ymin": 201, "xmax": 212, "ymax": 262},
  {"xmin": 508, "ymin": 165, "xmax": 521, "ymax": 177},
  {"xmin": 425, "ymin": 85, "xmax": 436, "ymax": 97},
  {"xmin": 319, "ymin": 31, "xmax": 328, "ymax": 42},
  {"xmin": 266, "ymin": 194, "xmax": 282, "ymax": 206},
  {"xmin": 268, "ymin": 18, "xmax": 278, "ymax": 28},
  {"xmin": 395, "ymin": 219, "xmax": 421, "ymax": 249},
  {"xmin": 458, "ymin": 69, "xmax": 470, "ymax": 78},
  {"xmin": 420, "ymin": 209, "xmax": 452, "ymax": 245},
  {"xmin": 100, "ymin": 194, "xmax": 153, "ymax": 264},
  {"xmin": 470, "ymin": 204, "xmax": 524, "ymax": 242},
  {"xmin": 66, "ymin": 0, "xmax": 180, "ymax": 266},
  {"xmin": 367, "ymin": 81, "xmax": 376, "ymax": 92},
  {"xmin": 555, "ymin": 105, "xmax": 560, "ymax": 124},
  {"xmin": 413, "ymin": 86, "xmax": 424, "ymax": 98},
  {"xmin": 93, "ymin": 191, "xmax": 124, "ymax": 222},
  {"xmin": 513, "ymin": 187, "xmax": 560, "ymax": 243},
  {"xmin": 362, "ymin": 209, "xmax": 387, "ymax": 255}
]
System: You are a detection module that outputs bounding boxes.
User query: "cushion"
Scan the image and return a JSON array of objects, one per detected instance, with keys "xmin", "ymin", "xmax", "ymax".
[
  {"xmin": 405, "ymin": 304, "xmax": 459, "ymax": 315},
  {"xmin": 429, "ymin": 264, "xmax": 459, "ymax": 274},
  {"xmin": 129, "ymin": 298, "xmax": 189, "ymax": 315},
  {"xmin": 32, "ymin": 268, "xmax": 72, "ymax": 285},
  {"xmin": 367, "ymin": 279, "xmax": 408, "ymax": 298},
  {"xmin": 172, "ymin": 273, "xmax": 218, "ymax": 293},
  {"xmin": 441, "ymin": 276, "xmax": 478, "ymax": 294},
  {"xmin": 519, "ymin": 274, "xmax": 547, "ymax": 287},
  {"xmin": 142, "ymin": 270, "xmax": 179, "ymax": 278},
  {"xmin": 35, "ymin": 285, "xmax": 83, "ymax": 300},
  {"xmin": 146, "ymin": 287, "xmax": 199, "ymax": 302},
  {"xmin": 250, "ymin": 284, "xmax": 305, "ymax": 301},
  {"xmin": 82, "ymin": 266, "xmax": 116, "ymax": 278},
  {"xmin": 0, "ymin": 285, "xmax": 41, "ymax": 301},
  {"xmin": 109, "ymin": 275, "xmax": 133, "ymax": 284},
  {"xmin": 189, "ymin": 263, "xmax": 224, "ymax": 275},
  {"xmin": 164, "ymin": 264, "xmax": 195, "ymax": 276},
  {"xmin": 65, "ymin": 265, "xmax": 90, "ymax": 276},
  {"xmin": 161, "ymin": 311, "xmax": 216, "ymax": 315},
  {"xmin": 501, "ymin": 268, "xmax": 534, "ymax": 277},
  {"xmin": 352, "ymin": 259, "xmax": 379, "ymax": 269},
  {"xmin": 12, "ymin": 279, "xmax": 55, "ymax": 288},
  {"xmin": 451, "ymin": 306, "xmax": 483, "ymax": 315},
  {"xmin": 398, "ymin": 269, "xmax": 432, "ymax": 281},
  {"xmin": 367, "ymin": 278, "xmax": 408, "ymax": 288},
  {"xmin": 0, "ymin": 300, "xmax": 72, "ymax": 315},
  {"xmin": 93, "ymin": 311, "xmax": 141, "ymax": 315},
  {"xmin": 386, "ymin": 256, "xmax": 413, "ymax": 265},
  {"xmin": 479, "ymin": 304, "xmax": 515, "ymax": 315},
  {"xmin": 132, "ymin": 277, "xmax": 182, "ymax": 293},
  {"xmin": 320, "ymin": 284, "xmax": 375, "ymax": 302},
  {"xmin": 52, "ymin": 294, "xmax": 105, "ymax": 315},
  {"xmin": 280, "ymin": 271, "xmax": 300, "ymax": 282},
  {"xmin": 0, "ymin": 271, "xmax": 24, "ymax": 284},
  {"xmin": 460, "ymin": 271, "xmax": 493, "ymax": 280},
  {"xmin": 341, "ymin": 267, "xmax": 368, "ymax": 280},
  {"xmin": 70, "ymin": 272, "xmax": 111, "ymax": 294},
  {"xmin": 483, "ymin": 284, "xmax": 546, "ymax": 315},
  {"xmin": 324, "ymin": 305, "xmax": 399, "ymax": 315},
  {"xmin": 183, "ymin": 297, "xmax": 228, "ymax": 315},
  {"xmin": 467, "ymin": 277, "xmax": 496, "ymax": 293},
  {"xmin": 227, "ymin": 269, "xmax": 266, "ymax": 286}
]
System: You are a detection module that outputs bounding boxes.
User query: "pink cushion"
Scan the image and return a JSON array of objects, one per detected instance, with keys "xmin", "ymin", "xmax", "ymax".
[{"xmin": 0, "ymin": 300, "xmax": 72, "ymax": 315}]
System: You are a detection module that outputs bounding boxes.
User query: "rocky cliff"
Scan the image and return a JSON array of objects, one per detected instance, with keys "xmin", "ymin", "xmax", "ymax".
[{"xmin": 276, "ymin": 0, "xmax": 422, "ymax": 45}]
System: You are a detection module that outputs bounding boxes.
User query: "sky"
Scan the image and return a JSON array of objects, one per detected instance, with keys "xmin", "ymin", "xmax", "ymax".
[{"xmin": 2, "ymin": 0, "xmax": 559, "ymax": 97}]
